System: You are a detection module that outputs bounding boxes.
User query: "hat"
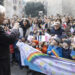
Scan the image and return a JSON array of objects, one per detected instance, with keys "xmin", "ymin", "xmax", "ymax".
[
  {"xmin": 32, "ymin": 40, "xmax": 39, "ymax": 45},
  {"xmin": 54, "ymin": 37, "xmax": 61, "ymax": 44},
  {"xmin": 63, "ymin": 40, "xmax": 71, "ymax": 46},
  {"xmin": 52, "ymin": 22, "xmax": 60, "ymax": 27}
]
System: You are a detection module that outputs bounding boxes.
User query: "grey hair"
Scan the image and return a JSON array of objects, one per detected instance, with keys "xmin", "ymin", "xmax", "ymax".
[{"xmin": 0, "ymin": 5, "xmax": 6, "ymax": 15}]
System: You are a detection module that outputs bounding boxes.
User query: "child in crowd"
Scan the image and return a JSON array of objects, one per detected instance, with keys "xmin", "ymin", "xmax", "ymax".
[
  {"xmin": 62, "ymin": 40, "xmax": 71, "ymax": 59},
  {"xmin": 32, "ymin": 40, "xmax": 39, "ymax": 48},
  {"xmin": 47, "ymin": 37, "xmax": 62, "ymax": 57},
  {"xmin": 41, "ymin": 42, "xmax": 48, "ymax": 54},
  {"xmin": 70, "ymin": 44, "xmax": 75, "ymax": 60},
  {"xmin": 10, "ymin": 44, "xmax": 14, "ymax": 64}
]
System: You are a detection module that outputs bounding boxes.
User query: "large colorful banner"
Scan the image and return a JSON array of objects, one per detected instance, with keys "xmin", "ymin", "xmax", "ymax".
[{"xmin": 16, "ymin": 42, "xmax": 75, "ymax": 75}]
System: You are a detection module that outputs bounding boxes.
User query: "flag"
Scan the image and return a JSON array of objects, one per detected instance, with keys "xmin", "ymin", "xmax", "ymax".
[{"xmin": 52, "ymin": 49, "xmax": 59, "ymax": 58}]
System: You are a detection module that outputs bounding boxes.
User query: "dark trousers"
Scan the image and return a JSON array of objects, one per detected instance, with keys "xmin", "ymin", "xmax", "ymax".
[
  {"xmin": 0, "ymin": 59, "xmax": 10, "ymax": 75},
  {"xmin": 14, "ymin": 48, "xmax": 21, "ymax": 67},
  {"xmin": 23, "ymin": 30, "xmax": 26, "ymax": 37}
]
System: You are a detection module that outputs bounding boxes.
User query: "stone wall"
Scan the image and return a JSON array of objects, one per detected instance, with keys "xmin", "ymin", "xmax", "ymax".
[
  {"xmin": 47, "ymin": 0, "xmax": 75, "ymax": 17},
  {"xmin": 0, "ymin": 0, "xmax": 4, "ymax": 5},
  {"xmin": 47, "ymin": 0, "xmax": 62, "ymax": 16},
  {"xmin": 62, "ymin": 0, "xmax": 75, "ymax": 17},
  {"xmin": 4, "ymin": 0, "xmax": 25, "ymax": 18},
  {"xmin": 4, "ymin": 0, "xmax": 75, "ymax": 18},
  {"xmin": 4, "ymin": 0, "xmax": 14, "ymax": 18}
]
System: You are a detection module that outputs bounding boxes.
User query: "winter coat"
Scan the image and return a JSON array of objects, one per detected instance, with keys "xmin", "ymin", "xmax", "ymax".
[
  {"xmin": 62, "ymin": 48, "xmax": 71, "ymax": 59},
  {"xmin": 0, "ymin": 26, "xmax": 19, "ymax": 75},
  {"xmin": 47, "ymin": 45, "xmax": 62, "ymax": 57},
  {"xmin": 50, "ymin": 27, "xmax": 64, "ymax": 37}
]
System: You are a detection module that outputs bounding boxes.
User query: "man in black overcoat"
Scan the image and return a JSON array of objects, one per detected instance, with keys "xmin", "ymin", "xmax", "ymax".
[{"xmin": 0, "ymin": 5, "xmax": 19, "ymax": 75}]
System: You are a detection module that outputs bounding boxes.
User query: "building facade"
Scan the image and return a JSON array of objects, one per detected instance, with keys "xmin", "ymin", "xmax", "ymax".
[
  {"xmin": 47, "ymin": 0, "xmax": 75, "ymax": 17},
  {"xmin": 4, "ymin": 0, "xmax": 75, "ymax": 18},
  {"xmin": 0, "ymin": 0, "xmax": 4, "ymax": 5},
  {"xmin": 4, "ymin": 0, "xmax": 25, "ymax": 18},
  {"xmin": 47, "ymin": 0, "xmax": 62, "ymax": 16}
]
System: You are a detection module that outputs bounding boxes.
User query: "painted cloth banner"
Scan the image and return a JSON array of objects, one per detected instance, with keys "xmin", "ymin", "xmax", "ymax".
[{"xmin": 16, "ymin": 42, "xmax": 75, "ymax": 75}]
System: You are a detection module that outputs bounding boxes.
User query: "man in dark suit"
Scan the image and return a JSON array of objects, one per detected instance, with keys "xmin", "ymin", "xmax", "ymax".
[{"xmin": 0, "ymin": 5, "xmax": 19, "ymax": 75}]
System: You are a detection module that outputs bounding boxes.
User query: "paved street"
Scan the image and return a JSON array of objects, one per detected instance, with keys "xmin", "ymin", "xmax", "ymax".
[
  {"xmin": 11, "ymin": 65, "xmax": 45, "ymax": 75},
  {"xmin": 11, "ymin": 65, "xmax": 28, "ymax": 75}
]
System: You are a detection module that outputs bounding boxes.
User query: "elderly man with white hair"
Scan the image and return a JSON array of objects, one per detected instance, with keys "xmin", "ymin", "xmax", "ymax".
[
  {"xmin": 0, "ymin": 5, "xmax": 19, "ymax": 75},
  {"xmin": 48, "ymin": 22, "xmax": 65, "ymax": 38}
]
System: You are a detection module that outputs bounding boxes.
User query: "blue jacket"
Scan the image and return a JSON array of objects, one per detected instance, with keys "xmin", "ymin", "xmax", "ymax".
[
  {"xmin": 70, "ymin": 49, "xmax": 75, "ymax": 59},
  {"xmin": 47, "ymin": 45, "xmax": 62, "ymax": 57},
  {"xmin": 47, "ymin": 45, "xmax": 54, "ymax": 55}
]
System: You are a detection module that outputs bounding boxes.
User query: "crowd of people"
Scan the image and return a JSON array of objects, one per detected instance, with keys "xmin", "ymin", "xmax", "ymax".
[{"xmin": 3, "ymin": 14, "xmax": 75, "ymax": 68}]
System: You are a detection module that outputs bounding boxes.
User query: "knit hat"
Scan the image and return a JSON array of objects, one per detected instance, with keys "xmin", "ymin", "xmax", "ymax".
[
  {"xmin": 63, "ymin": 40, "xmax": 71, "ymax": 46},
  {"xmin": 54, "ymin": 37, "xmax": 61, "ymax": 44},
  {"xmin": 32, "ymin": 40, "xmax": 39, "ymax": 45}
]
